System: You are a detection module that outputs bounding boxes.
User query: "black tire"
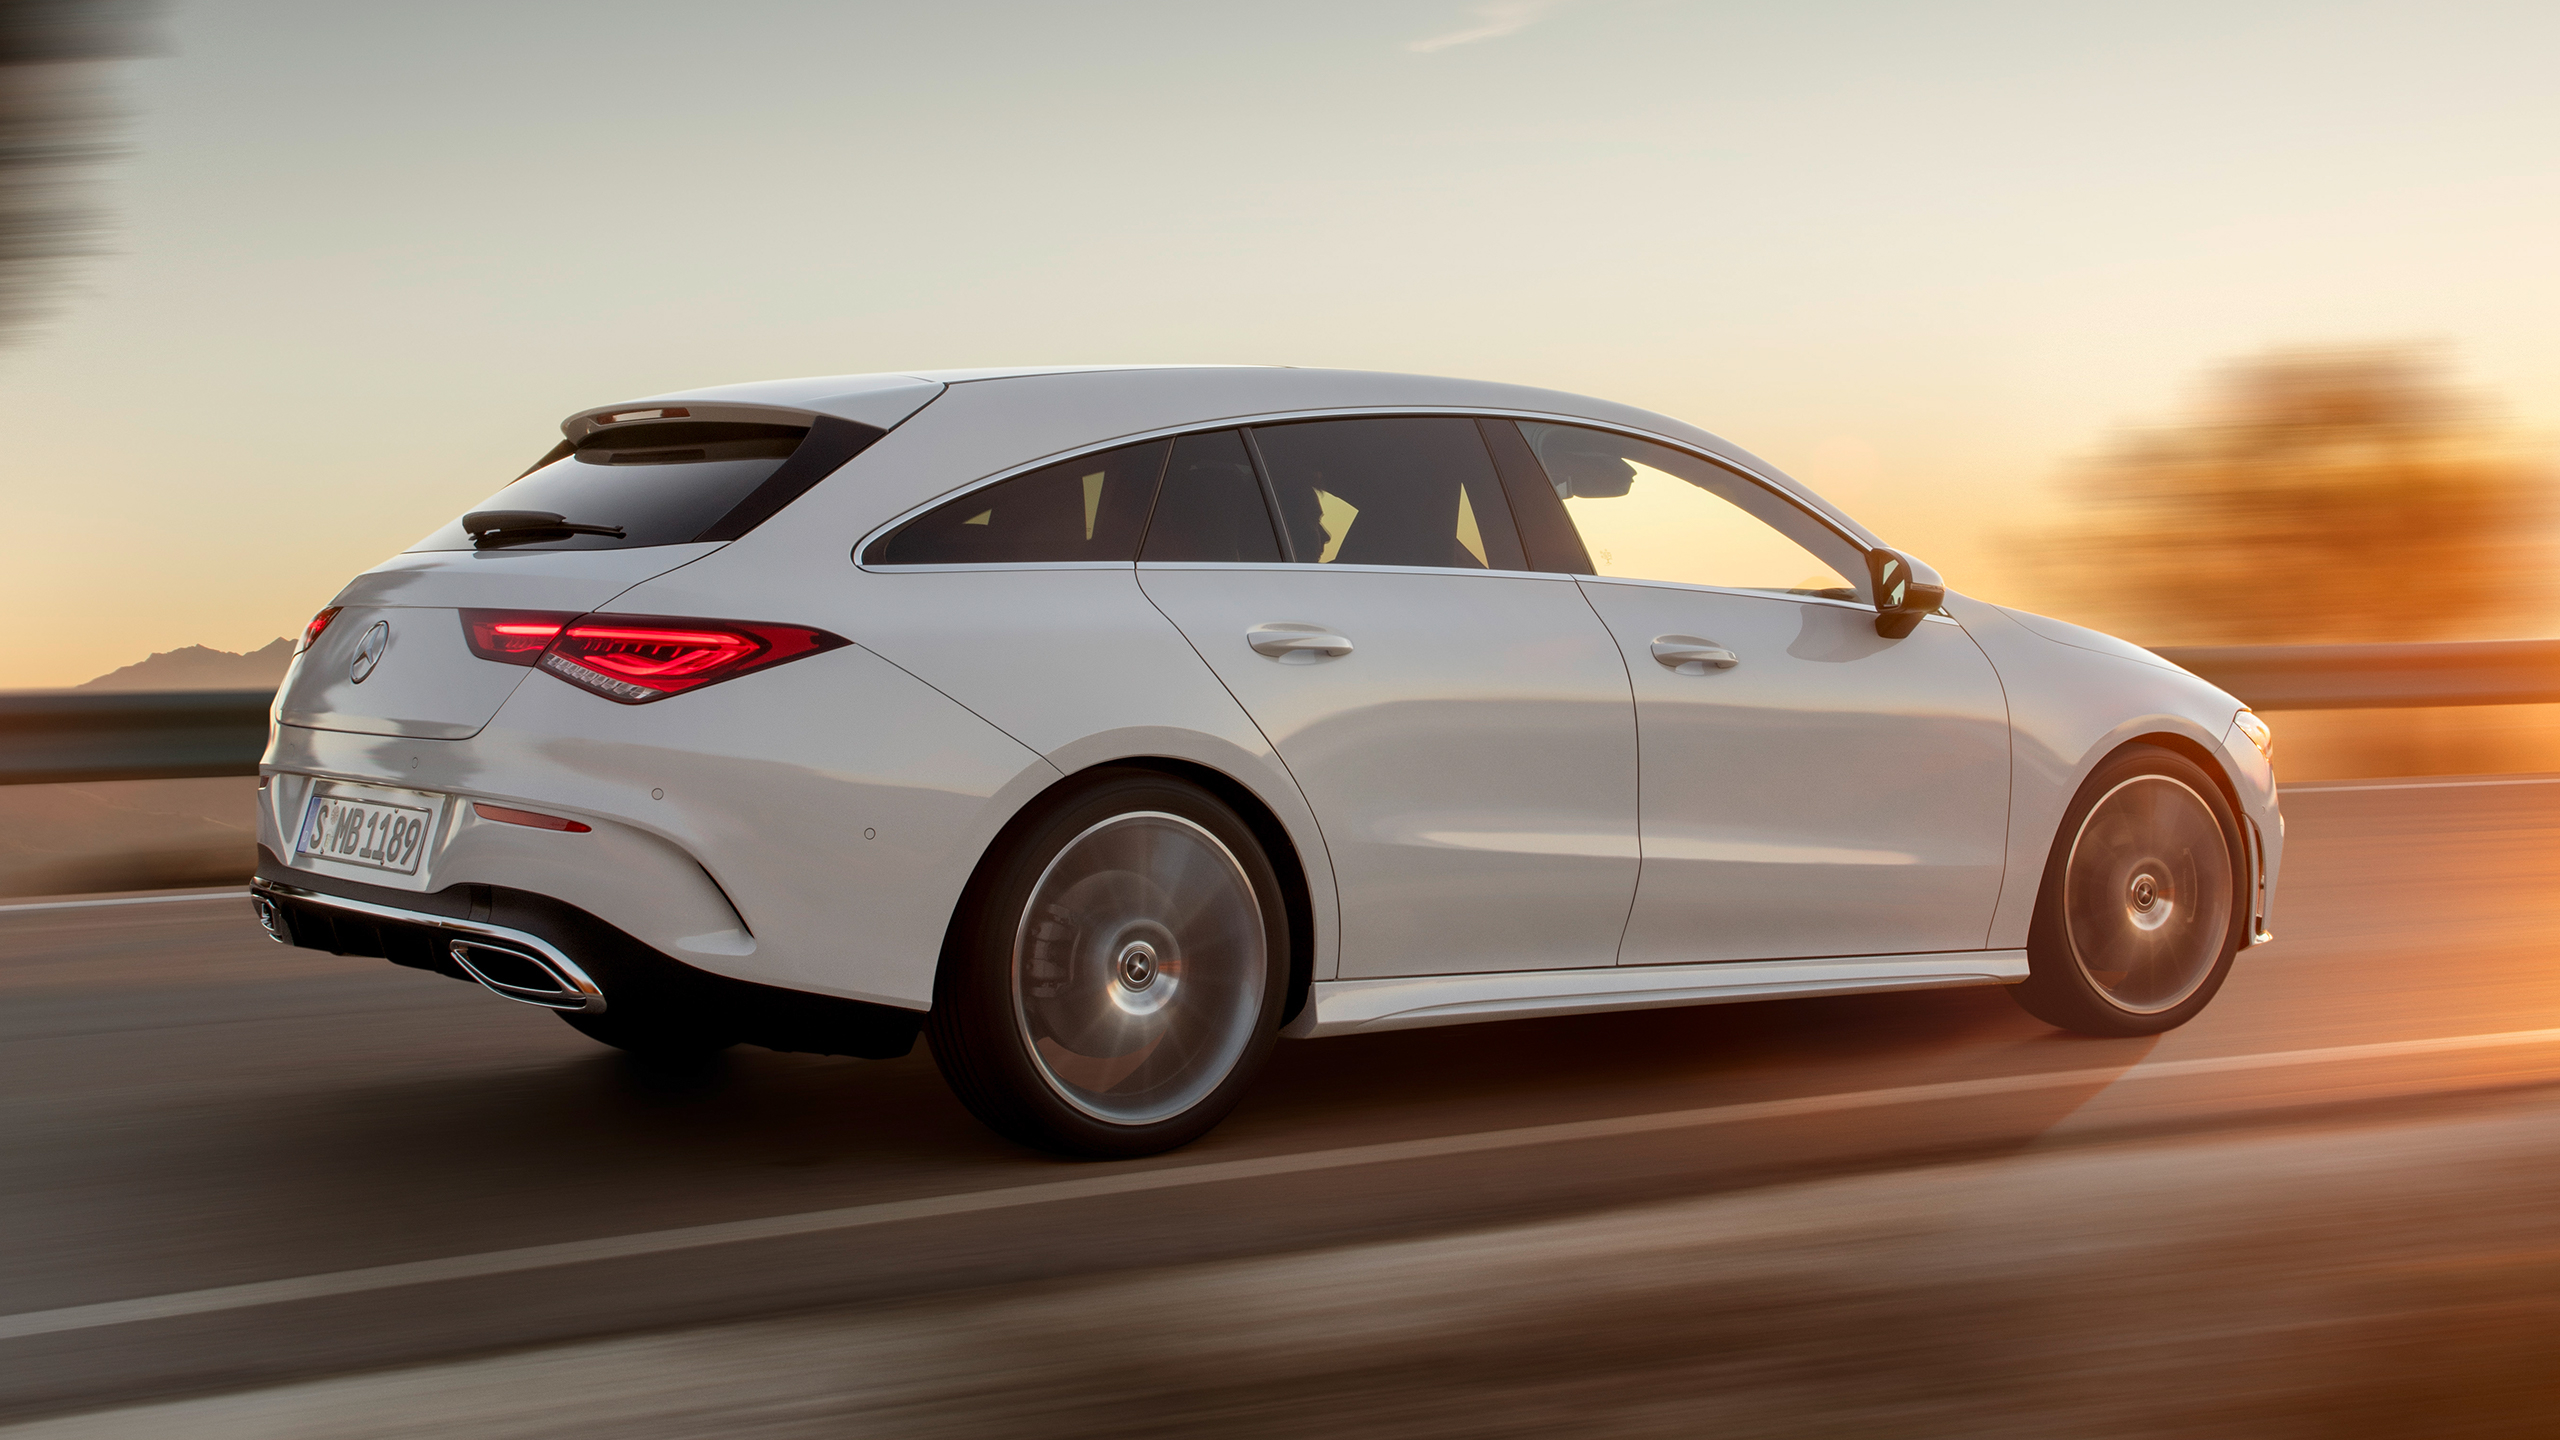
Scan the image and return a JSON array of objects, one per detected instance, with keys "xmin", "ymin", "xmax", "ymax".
[
  {"xmin": 557, "ymin": 1005, "xmax": 737, "ymax": 1060},
  {"xmin": 2010, "ymin": 744, "xmax": 2247, "ymax": 1037},
  {"xmin": 928, "ymin": 769, "xmax": 1290, "ymax": 1158}
]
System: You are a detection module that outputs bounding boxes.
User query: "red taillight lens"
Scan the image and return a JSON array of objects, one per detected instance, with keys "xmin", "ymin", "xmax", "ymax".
[
  {"xmin": 460, "ymin": 609, "xmax": 577, "ymax": 666},
  {"xmin": 534, "ymin": 614, "xmax": 848, "ymax": 704},
  {"xmin": 298, "ymin": 607, "xmax": 343, "ymax": 654}
]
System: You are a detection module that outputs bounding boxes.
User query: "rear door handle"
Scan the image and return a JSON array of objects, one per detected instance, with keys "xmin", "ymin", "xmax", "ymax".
[
  {"xmin": 1248, "ymin": 622, "xmax": 1355, "ymax": 664},
  {"xmin": 1650, "ymin": 636, "xmax": 1738, "ymax": 674}
]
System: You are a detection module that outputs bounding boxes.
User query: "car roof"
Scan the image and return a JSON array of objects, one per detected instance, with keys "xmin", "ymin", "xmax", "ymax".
[{"xmin": 568, "ymin": 365, "xmax": 1882, "ymax": 548}]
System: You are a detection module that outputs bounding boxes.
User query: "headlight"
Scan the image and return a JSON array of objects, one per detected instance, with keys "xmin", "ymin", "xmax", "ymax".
[{"xmin": 2232, "ymin": 710, "xmax": 2274, "ymax": 763}]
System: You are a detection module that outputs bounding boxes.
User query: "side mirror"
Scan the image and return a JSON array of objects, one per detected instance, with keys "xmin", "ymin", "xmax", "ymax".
[{"xmin": 1868, "ymin": 548, "xmax": 1946, "ymax": 639}]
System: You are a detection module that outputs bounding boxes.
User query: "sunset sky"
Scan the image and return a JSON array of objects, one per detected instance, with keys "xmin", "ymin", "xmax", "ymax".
[{"xmin": 5, "ymin": 0, "xmax": 2557, "ymax": 686}]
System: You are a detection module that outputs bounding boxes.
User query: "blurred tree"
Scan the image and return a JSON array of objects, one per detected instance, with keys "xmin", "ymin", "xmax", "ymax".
[
  {"xmin": 0, "ymin": 0, "xmax": 155, "ymax": 346},
  {"xmin": 2034, "ymin": 347, "xmax": 2555, "ymax": 646}
]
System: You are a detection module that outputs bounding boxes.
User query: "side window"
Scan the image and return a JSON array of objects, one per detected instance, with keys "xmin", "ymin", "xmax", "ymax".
[
  {"xmin": 864, "ymin": 439, "xmax": 1169, "ymax": 565},
  {"xmin": 1140, "ymin": 430, "xmax": 1283, "ymax": 563},
  {"xmin": 1519, "ymin": 423, "xmax": 1867, "ymax": 602},
  {"xmin": 1248, "ymin": 418, "xmax": 1527, "ymax": 571}
]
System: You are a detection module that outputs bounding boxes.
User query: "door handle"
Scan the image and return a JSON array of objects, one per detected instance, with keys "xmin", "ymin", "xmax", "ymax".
[
  {"xmin": 1650, "ymin": 636, "xmax": 1738, "ymax": 675},
  {"xmin": 1247, "ymin": 622, "xmax": 1355, "ymax": 664}
]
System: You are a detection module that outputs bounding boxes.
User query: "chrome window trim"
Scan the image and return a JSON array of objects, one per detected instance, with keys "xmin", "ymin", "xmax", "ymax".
[
  {"xmin": 853, "ymin": 405, "xmax": 1876, "ymax": 573},
  {"xmin": 1576, "ymin": 572, "xmax": 1959, "ymax": 623},
  {"xmin": 849, "ymin": 560, "xmax": 1140, "ymax": 576},
  {"xmin": 1137, "ymin": 560, "xmax": 1581, "ymax": 582},
  {"xmin": 844, "ymin": 560, "xmax": 1586, "ymax": 581},
  {"xmin": 250, "ymin": 878, "xmax": 606, "ymax": 1013}
]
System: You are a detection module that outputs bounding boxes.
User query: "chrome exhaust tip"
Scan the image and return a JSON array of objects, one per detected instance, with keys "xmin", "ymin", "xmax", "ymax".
[
  {"xmin": 450, "ymin": 938, "xmax": 606, "ymax": 1013},
  {"xmin": 251, "ymin": 894, "xmax": 289, "ymax": 944}
]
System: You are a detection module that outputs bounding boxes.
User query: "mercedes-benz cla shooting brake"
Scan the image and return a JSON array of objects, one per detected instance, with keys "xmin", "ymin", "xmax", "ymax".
[{"xmin": 252, "ymin": 366, "xmax": 2283, "ymax": 1157}]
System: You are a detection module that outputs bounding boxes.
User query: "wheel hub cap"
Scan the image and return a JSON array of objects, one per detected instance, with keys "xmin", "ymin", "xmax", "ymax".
[
  {"xmin": 2126, "ymin": 871, "xmax": 2171, "ymax": 930},
  {"xmin": 1115, "ymin": 939, "xmax": 1159, "ymax": 990}
]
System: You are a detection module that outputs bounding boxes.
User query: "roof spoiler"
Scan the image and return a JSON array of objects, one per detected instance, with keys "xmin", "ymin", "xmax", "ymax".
[{"xmin": 561, "ymin": 373, "xmax": 946, "ymax": 444}]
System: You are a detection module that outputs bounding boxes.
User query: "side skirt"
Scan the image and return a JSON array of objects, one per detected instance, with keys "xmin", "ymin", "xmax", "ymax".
[{"xmin": 1283, "ymin": 950, "xmax": 2029, "ymax": 1039}]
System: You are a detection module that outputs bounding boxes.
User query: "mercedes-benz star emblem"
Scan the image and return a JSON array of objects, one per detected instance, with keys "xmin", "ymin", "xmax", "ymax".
[{"xmin": 349, "ymin": 619, "xmax": 391, "ymax": 684}]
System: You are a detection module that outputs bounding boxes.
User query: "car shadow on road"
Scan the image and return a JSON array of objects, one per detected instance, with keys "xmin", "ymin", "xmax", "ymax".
[{"xmin": 193, "ymin": 981, "xmax": 2157, "ymax": 1277}]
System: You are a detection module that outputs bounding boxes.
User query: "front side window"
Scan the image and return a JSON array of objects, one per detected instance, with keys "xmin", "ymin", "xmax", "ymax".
[
  {"xmin": 1249, "ymin": 417, "xmax": 1526, "ymax": 571},
  {"xmin": 865, "ymin": 439, "xmax": 1169, "ymax": 565},
  {"xmin": 1521, "ymin": 423, "xmax": 1866, "ymax": 601}
]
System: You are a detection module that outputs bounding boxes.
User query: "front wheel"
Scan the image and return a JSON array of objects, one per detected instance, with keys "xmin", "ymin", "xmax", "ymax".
[
  {"xmin": 928, "ymin": 771, "xmax": 1290, "ymax": 1158},
  {"xmin": 2010, "ymin": 745, "xmax": 2246, "ymax": 1037}
]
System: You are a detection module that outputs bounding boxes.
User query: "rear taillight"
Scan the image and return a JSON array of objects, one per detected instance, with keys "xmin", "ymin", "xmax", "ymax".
[
  {"xmin": 533, "ymin": 614, "xmax": 848, "ymax": 704},
  {"xmin": 298, "ymin": 607, "xmax": 342, "ymax": 654},
  {"xmin": 460, "ymin": 609, "xmax": 577, "ymax": 666}
]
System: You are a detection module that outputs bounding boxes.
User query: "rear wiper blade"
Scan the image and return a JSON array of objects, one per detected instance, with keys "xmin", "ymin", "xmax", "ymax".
[{"xmin": 462, "ymin": 510, "xmax": 627, "ymax": 548}]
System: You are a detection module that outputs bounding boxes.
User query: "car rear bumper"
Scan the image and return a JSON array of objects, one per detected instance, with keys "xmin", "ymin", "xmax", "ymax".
[
  {"xmin": 254, "ymin": 874, "xmax": 608, "ymax": 1012},
  {"xmin": 250, "ymin": 852, "xmax": 923, "ymax": 1059}
]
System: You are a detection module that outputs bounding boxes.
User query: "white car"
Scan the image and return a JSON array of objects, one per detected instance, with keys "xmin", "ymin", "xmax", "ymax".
[{"xmin": 251, "ymin": 366, "xmax": 2282, "ymax": 1157}]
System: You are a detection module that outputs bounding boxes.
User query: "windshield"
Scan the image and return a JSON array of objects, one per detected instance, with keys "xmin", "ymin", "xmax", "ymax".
[{"xmin": 410, "ymin": 422, "xmax": 810, "ymax": 552}]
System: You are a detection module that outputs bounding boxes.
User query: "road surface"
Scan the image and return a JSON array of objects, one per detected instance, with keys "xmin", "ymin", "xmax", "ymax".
[{"xmin": 3, "ymin": 777, "xmax": 2558, "ymax": 1436}]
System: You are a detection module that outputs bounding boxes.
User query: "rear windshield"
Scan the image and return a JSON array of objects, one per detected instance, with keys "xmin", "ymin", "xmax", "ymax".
[{"xmin": 410, "ymin": 421, "xmax": 812, "ymax": 552}]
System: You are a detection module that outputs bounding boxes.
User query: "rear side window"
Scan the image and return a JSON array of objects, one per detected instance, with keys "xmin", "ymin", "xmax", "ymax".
[
  {"xmin": 1141, "ymin": 430, "xmax": 1283, "ymax": 564},
  {"xmin": 1248, "ymin": 417, "xmax": 1526, "ymax": 571},
  {"xmin": 864, "ymin": 439, "xmax": 1170, "ymax": 565},
  {"xmin": 411, "ymin": 417, "xmax": 880, "ymax": 552}
]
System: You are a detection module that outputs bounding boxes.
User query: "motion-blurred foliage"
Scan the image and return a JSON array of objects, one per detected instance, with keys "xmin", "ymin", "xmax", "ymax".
[
  {"xmin": 1, "ymin": 0, "xmax": 154, "ymax": 345},
  {"xmin": 2036, "ymin": 348, "xmax": 2555, "ymax": 646}
]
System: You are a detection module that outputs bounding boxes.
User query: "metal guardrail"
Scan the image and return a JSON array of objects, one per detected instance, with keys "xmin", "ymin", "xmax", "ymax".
[
  {"xmin": 0, "ymin": 691, "xmax": 273, "ymax": 785},
  {"xmin": 4, "ymin": 639, "xmax": 2559, "ymax": 785},
  {"xmin": 2151, "ymin": 640, "xmax": 2560, "ymax": 711}
]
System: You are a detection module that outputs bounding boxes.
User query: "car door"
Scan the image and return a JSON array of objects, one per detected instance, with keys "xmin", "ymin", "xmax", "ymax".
[
  {"xmin": 1136, "ymin": 419, "xmax": 1641, "ymax": 979},
  {"xmin": 1497, "ymin": 420, "xmax": 2011, "ymax": 964}
]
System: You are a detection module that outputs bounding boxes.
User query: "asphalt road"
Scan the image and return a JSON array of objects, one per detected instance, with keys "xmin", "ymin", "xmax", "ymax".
[{"xmin": 4, "ymin": 777, "xmax": 2560, "ymax": 1436}]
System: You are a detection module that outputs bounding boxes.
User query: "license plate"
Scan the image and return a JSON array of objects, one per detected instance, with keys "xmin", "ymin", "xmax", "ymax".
[{"xmin": 295, "ymin": 786, "xmax": 442, "ymax": 876}]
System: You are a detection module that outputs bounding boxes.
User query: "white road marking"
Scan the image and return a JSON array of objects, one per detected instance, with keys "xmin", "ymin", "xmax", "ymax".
[
  {"xmin": 0, "ymin": 891, "xmax": 245, "ymax": 916},
  {"xmin": 3, "ymin": 1025, "xmax": 2557, "ymax": 1343},
  {"xmin": 2286, "ymin": 775, "xmax": 2560, "ymax": 794}
]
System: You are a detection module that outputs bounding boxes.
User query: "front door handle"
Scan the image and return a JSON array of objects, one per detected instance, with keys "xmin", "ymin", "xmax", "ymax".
[
  {"xmin": 1248, "ymin": 622, "xmax": 1355, "ymax": 664},
  {"xmin": 1651, "ymin": 636, "xmax": 1738, "ymax": 675}
]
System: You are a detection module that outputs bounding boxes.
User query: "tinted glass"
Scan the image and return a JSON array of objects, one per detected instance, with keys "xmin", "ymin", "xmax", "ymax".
[
  {"xmin": 1140, "ymin": 430, "xmax": 1282, "ymax": 564},
  {"xmin": 1250, "ymin": 417, "xmax": 1526, "ymax": 571},
  {"xmin": 864, "ymin": 439, "xmax": 1170, "ymax": 565},
  {"xmin": 1478, "ymin": 418, "xmax": 1594, "ymax": 574},
  {"xmin": 1521, "ymin": 423, "xmax": 1867, "ymax": 601},
  {"xmin": 411, "ymin": 422, "xmax": 809, "ymax": 552}
]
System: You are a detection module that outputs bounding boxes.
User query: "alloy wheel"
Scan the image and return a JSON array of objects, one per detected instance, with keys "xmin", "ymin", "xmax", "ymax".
[
  {"xmin": 2061, "ymin": 774, "xmax": 2235, "ymax": 1015},
  {"xmin": 1010, "ymin": 810, "xmax": 1269, "ymax": 1125}
]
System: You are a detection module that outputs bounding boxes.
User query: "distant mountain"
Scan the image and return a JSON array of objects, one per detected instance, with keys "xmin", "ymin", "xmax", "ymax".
[{"xmin": 77, "ymin": 638, "xmax": 295, "ymax": 692}]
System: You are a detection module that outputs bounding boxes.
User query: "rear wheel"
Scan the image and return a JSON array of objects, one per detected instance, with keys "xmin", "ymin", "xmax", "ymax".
[
  {"xmin": 2011, "ymin": 745, "xmax": 2245, "ymax": 1037},
  {"xmin": 928, "ymin": 770, "xmax": 1289, "ymax": 1158}
]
